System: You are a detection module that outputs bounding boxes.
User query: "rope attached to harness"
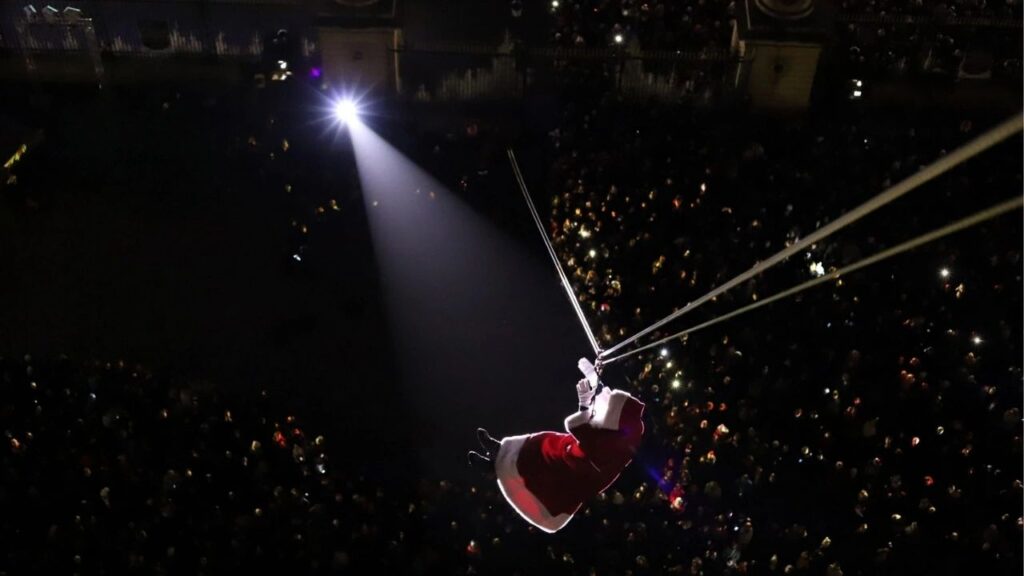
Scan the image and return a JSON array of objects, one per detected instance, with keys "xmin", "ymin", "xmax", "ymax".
[
  {"xmin": 599, "ymin": 196, "xmax": 1023, "ymax": 365},
  {"xmin": 599, "ymin": 112, "xmax": 1023, "ymax": 361},
  {"xmin": 508, "ymin": 148, "xmax": 601, "ymax": 355}
]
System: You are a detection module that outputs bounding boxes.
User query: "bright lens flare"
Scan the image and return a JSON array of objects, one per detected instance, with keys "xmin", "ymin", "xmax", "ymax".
[{"xmin": 334, "ymin": 100, "xmax": 359, "ymax": 125}]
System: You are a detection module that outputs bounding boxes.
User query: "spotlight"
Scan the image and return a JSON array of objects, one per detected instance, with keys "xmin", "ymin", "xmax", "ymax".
[
  {"xmin": 614, "ymin": 33, "xmax": 624, "ymax": 44},
  {"xmin": 334, "ymin": 100, "xmax": 359, "ymax": 125}
]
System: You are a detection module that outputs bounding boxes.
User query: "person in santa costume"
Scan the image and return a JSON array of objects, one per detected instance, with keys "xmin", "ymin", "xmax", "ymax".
[{"xmin": 468, "ymin": 358, "xmax": 645, "ymax": 533}]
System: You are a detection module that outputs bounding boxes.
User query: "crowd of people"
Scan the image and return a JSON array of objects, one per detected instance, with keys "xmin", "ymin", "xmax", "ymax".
[
  {"xmin": 840, "ymin": 0, "xmax": 1021, "ymax": 19},
  {"xmin": 533, "ymin": 99, "xmax": 1022, "ymax": 574},
  {"xmin": 540, "ymin": 0, "xmax": 1021, "ymax": 83},
  {"xmin": 837, "ymin": 19, "xmax": 1022, "ymax": 82},
  {"xmin": 0, "ymin": 353, "xmax": 516, "ymax": 574},
  {"xmin": 0, "ymin": 354, "xmax": 388, "ymax": 572},
  {"xmin": 2, "ymin": 16, "xmax": 1022, "ymax": 574},
  {"xmin": 548, "ymin": 0, "xmax": 736, "ymax": 52},
  {"xmin": 4, "ymin": 93, "xmax": 1021, "ymax": 574}
]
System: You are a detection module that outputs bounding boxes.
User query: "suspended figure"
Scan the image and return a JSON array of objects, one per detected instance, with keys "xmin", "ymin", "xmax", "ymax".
[{"xmin": 469, "ymin": 359, "xmax": 645, "ymax": 533}]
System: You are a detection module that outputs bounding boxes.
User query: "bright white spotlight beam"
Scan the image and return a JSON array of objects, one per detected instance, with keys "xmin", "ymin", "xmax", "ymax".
[{"xmin": 334, "ymin": 100, "xmax": 359, "ymax": 125}]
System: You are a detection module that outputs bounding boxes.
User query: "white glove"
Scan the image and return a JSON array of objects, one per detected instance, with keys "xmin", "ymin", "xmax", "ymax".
[
  {"xmin": 576, "ymin": 378, "xmax": 595, "ymax": 408},
  {"xmin": 578, "ymin": 357, "xmax": 600, "ymax": 389}
]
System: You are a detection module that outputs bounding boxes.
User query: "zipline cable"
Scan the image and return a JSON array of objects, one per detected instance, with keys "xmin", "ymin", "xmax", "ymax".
[
  {"xmin": 599, "ymin": 112, "xmax": 1024, "ymax": 361},
  {"xmin": 508, "ymin": 148, "xmax": 601, "ymax": 355},
  {"xmin": 600, "ymin": 195, "xmax": 1024, "ymax": 366}
]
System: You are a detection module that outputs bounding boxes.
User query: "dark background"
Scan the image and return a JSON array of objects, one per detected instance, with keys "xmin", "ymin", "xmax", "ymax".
[{"xmin": 0, "ymin": 84, "xmax": 594, "ymax": 482}]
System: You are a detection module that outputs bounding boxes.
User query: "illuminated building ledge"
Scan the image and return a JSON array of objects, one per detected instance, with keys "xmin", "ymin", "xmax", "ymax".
[{"xmin": 4, "ymin": 143, "xmax": 27, "ymax": 171}]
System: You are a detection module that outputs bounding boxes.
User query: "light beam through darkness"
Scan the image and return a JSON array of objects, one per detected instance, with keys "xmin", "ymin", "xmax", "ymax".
[{"xmin": 348, "ymin": 119, "xmax": 592, "ymax": 475}]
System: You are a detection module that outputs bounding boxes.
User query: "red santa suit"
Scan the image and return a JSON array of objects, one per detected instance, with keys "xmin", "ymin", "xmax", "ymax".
[{"xmin": 494, "ymin": 387, "xmax": 645, "ymax": 533}]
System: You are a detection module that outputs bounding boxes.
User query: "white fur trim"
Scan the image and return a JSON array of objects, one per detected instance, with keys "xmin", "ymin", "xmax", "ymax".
[
  {"xmin": 566, "ymin": 389, "xmax": 633, "ymax": 433},
  {"xmin": 495, "ymin": 434, "xmax": 574, "ymax": 533},
  {"xmin": 589, "ymin": 389, "xmax": 631, "ymax": 430},
  {"xmin": 564, "ymin": 409, "xmax": 592, "ymax": 432}
]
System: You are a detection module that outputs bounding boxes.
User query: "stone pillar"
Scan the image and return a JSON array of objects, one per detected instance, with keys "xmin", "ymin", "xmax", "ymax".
[{"xmin": 732, "ymin": 0, "xmax": 833, "ymax": 110}]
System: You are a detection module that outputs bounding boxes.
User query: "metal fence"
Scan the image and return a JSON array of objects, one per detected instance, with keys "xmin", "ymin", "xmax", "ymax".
[
  {"xmin": 0, "ymin": 1, "xmax": 317, "ymax": 60},
  {"xmin": 393, "ymin": 43, "xmax": 739, "ymax": 104},
  {"xmin": 837, "ymin": 11, "xmax": 1023, "ymax": 29}
]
